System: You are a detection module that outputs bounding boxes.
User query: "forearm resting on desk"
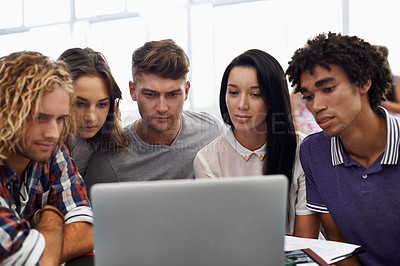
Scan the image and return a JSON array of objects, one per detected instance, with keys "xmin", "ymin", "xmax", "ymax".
[
  {"xmin": 61, "ymin": 222, "xmax": 94, "ymax": 263},
  {"xmin": 32, "ymin": 206, "xmax": 64, "ymax": 266},
  {"xmin": 319, "ymin": 213, "xmax": 361, "ymax": 266},
  {"xmin": 294, "ymin": 214, "xmax": 320, "ymax": 238}
]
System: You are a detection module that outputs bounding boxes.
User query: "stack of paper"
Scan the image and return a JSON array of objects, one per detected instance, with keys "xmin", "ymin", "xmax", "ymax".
[{"xmin": 284, "ymin": 235, "xmax": 363, "ymax": 264}]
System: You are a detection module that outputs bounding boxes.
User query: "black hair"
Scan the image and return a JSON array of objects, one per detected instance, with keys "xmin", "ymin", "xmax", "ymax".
[
  {"xmin": 220, "ymin": 49, "xmax": 297, "ymax": 187},
  {"xmin": 286, "ymin": 32, "xmax": 393, "ymax": 112}
]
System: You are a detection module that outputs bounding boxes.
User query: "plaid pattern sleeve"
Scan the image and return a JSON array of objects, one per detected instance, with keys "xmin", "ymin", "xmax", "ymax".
[
  {"xmin": 0, "ymin": 178, "xmax": 45, "ymax": 264},
  {"xmin": 0, "ymin": 145, "xmax": 93, "ymax": 263},
  {"xmin": 46, "ymin": 145, "xmax": 94, "ymax": 224}
]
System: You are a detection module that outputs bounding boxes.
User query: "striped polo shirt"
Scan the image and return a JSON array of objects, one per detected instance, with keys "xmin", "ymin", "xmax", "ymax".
[{"xmin": 300, "ymin": 107, "xmax": 400, "ymax": 265}]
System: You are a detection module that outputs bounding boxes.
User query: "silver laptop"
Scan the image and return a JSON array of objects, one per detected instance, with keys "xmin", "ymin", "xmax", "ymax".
[{"xmin": 91, "ymin": 175, "xmax": 288, "ymax": 266}]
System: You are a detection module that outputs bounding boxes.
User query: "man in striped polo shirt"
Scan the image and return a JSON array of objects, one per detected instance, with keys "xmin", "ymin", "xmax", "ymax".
[{"xmin": 286, "ymin": 32, "xmax": 400, "ymax": 265}]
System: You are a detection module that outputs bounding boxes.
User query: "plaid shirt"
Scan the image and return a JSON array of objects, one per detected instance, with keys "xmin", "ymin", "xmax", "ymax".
[{"xmin": 0, "ymin": 145, "xmax": 93, "ymax": 265}]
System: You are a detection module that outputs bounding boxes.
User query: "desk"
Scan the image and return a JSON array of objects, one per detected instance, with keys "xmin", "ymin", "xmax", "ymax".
[
  {"xmin": 65, "ymin": 254, "xmax": 94, "ymax": 266},
  {"xmin": 64, "ymin": 236, "xmax": 361, "ymax": 266},
  {"xmin": 64, "ymin": 250, "xmax": 358, "ymax": 266}
]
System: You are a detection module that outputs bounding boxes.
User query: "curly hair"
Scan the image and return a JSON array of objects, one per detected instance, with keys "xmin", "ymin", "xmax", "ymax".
[
  {"xmin": 131, "ymin": 39, "xmax": 190, "ymax": 84},
  {"xmin": 0, "ymin": 51, "xmax": 75, "ymax": 162},
  {"xmin": 58, "ymin": 47, "xmax": 129, "ymax": 151},
  {"xmin": 285, "ymin": 32, "xmax": 393, "ymax": 112}
]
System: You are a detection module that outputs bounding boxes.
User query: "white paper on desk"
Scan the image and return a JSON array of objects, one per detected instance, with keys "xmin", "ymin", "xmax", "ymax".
[{"xmin": 284, "ymin": 235, "xmax": 361, "ymax": 264}]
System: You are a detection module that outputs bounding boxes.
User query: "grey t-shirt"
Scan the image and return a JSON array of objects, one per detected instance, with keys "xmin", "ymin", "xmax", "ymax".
[
  {"xmin": 67, "ymin": 137, "xmax": 95, "ymax": 178},
  {"xmin": 84, "ymin": 110, "xmax": 226, "ymax": 196}
]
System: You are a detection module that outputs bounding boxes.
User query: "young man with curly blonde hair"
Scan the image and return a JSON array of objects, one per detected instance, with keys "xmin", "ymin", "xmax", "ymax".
[{"xmin": 0, "ymin": 51, "xmax": 93, "ymax": 265}]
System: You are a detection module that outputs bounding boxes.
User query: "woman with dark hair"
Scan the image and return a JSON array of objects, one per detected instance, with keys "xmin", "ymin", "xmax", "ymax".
[
  {"xmin": 58, "ymin": 47, "xmax": 129, "ymax": 177},
  {"xmin": 194, "ymin": 49, "xmax": 319, "ymax": 236}
]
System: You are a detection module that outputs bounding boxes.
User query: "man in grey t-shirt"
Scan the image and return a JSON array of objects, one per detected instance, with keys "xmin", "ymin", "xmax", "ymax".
[{"xmin": 85, "ymin": 39, "xmax": 225, "ymax": 195}]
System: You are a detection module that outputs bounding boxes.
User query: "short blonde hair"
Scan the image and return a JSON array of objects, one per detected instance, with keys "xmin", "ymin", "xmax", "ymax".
[{"xmin": 0, "ymin": 51, "xmax": 75, "ymax": 162}]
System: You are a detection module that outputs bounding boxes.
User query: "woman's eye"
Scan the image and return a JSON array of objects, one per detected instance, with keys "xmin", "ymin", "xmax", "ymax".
[
  {"xmin": 98, "ymin": 102, "xmax": 109, "ymax": 108},
  {"xmin": 75, "ymin": 102, "xmax": 85, "ymax": 107},
  {"xmin": 228, "ymin": 90, "xmax": 238, "ymax": 96}
]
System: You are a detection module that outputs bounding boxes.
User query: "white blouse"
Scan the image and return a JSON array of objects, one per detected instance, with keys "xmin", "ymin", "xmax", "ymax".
[{"xmin": 193, "ymin": 130, "xmax": 314, "ymax": 235}]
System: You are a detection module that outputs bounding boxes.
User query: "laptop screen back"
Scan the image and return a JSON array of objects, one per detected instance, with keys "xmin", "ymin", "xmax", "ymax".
[{"xmin": 91, "ymin": 175, "xmax": 288, "ymax": 266}]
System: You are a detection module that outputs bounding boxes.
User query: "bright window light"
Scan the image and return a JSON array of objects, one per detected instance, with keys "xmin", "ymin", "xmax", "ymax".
[
  {"xmin": 0, "ymin": 0, "xmax": 23, "ymax": 29},
  {"xmin": 75, "ymin": 0, "xmax": 126, "ymax": 18},
  {"xmin": 24, "ymin": 0, "xmax": 70, "ymax": 26}
]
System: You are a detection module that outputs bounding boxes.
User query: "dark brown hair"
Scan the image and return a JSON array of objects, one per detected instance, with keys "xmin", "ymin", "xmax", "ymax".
[
  {"xmin": 131, "ymin": 39, "xmax": 190, "ymax": 84},
  {"xmin": 58, "ymin": 47, "xmax": 129, "ymax": 151}
]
